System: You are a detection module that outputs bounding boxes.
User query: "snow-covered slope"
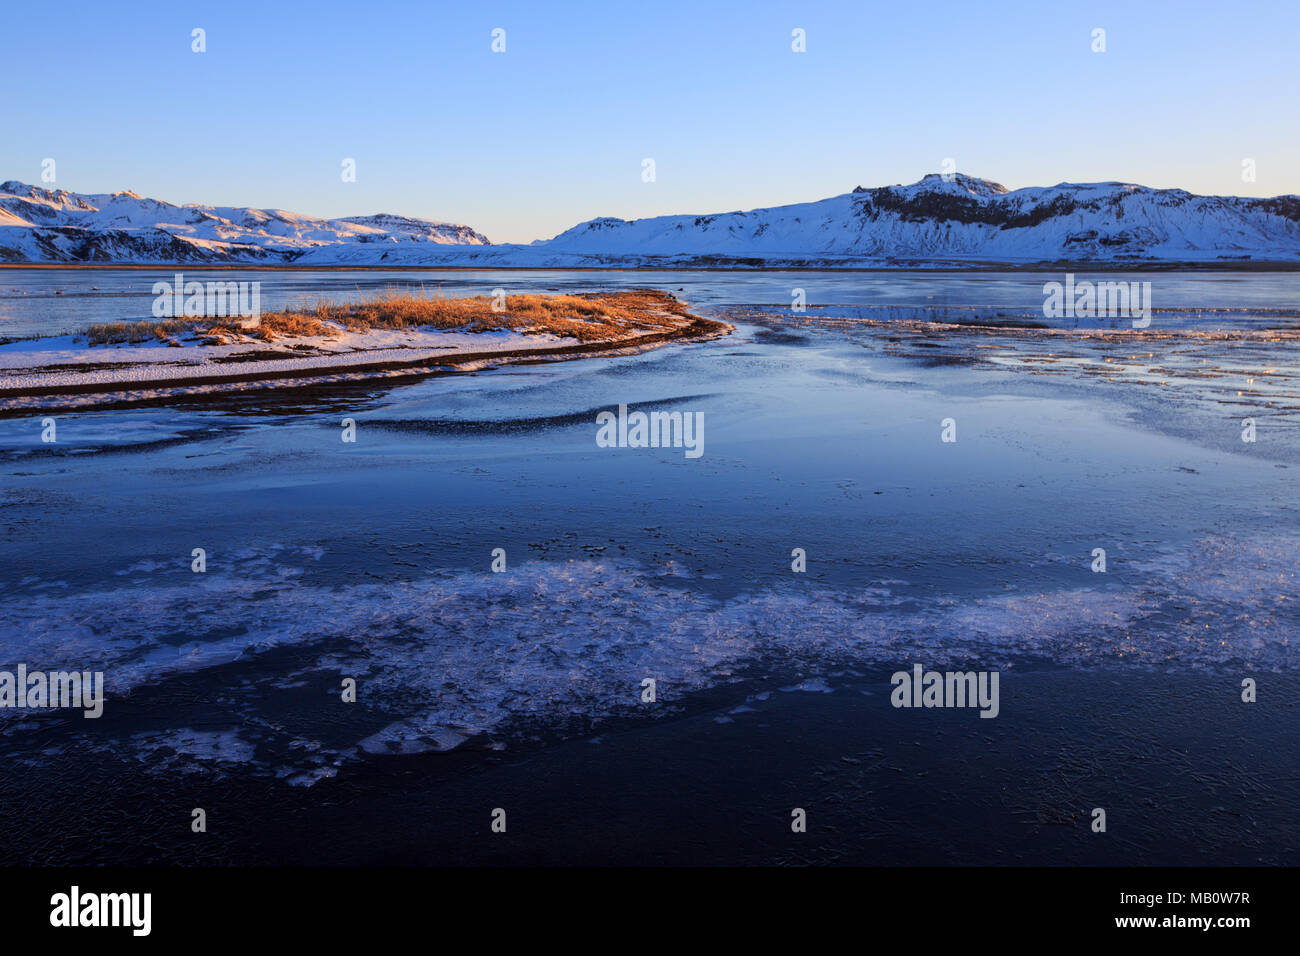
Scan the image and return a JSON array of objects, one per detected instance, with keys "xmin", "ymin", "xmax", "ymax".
[
  {"xmin": 537, "ymin": 173, "xmax": 1300, "ymax": 265},
  {"xmin": 0, "ymin": 181, "xmax": 491, "ymax": 264},
  {"xmin": 3, "ymin": 174, "xmax": 1297, "ymax": 267}
]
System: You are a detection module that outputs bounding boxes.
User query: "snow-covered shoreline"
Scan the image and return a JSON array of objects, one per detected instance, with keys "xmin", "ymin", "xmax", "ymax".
[{"xmin": 0, "ymin": 313, "xmax": 732, "ymax": 413}]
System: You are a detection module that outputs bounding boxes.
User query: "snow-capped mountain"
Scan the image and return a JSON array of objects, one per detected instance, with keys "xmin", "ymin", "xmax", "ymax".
[
  {"xmin": 2, "ymin": 174, "xmax": 1297, "ymax": 267},
  {"xmin": 537, "ymin": 173, "xmax": 1300, "ymax": 265},
  {"xmin": 0, "ymin": 181, "xmax": 491, "ymax": 264}
]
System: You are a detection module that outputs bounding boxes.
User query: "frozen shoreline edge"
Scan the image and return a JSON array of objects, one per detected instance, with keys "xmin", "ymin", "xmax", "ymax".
[{"xmin": 0, "ymin": 314, "xmax": 734, "ymax": 414}]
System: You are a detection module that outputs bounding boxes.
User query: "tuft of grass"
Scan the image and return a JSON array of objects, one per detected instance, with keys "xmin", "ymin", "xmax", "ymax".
[{"xmin": 82, "ymin": 318, "xmax": 196, "ymax": 346}]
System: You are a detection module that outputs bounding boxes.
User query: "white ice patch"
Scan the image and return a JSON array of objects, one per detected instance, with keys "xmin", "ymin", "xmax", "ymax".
[
  {"xmin": 358, "ymin": 721, "xmax": 468, "ymax": 755},
  {"xmin": 135, "ymin": 728, "xmax": 257, "ymax": 765},
  {"xmin": 0, "ymin": 534, "xmax": 1296, "ymax": 781},
  {"xmin": 780, "ymin": 678, "xmax": 835, "ymax": 693}
]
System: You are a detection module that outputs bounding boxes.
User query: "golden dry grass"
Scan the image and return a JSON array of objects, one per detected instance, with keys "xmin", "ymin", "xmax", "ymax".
[
  {"xmin": 82, "ymin": 318, "xmax": 197, "ymax": 346},
  {"xmin": 259, "ymin": 287, "xmax": 693, "ymax": 342},
  {"xmin": 80, "ymin": 288, "xmax": 695, "ymax": 346}
]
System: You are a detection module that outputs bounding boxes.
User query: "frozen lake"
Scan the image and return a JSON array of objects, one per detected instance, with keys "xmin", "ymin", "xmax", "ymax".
[
  {"xmin": 1, "ymin": 268, "xmax": 1297, "ymax": 864},
  {"xmin": 1, "ymin": 267, "xmax": 1298, "ymax": 338}
]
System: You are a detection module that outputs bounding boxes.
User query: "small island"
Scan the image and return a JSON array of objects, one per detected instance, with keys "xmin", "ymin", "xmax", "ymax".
[{"xmin": 0, "ymin": 288, "xmax": 732, "ymax": 414}]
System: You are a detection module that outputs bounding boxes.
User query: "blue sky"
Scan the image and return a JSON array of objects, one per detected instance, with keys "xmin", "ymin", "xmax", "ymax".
[{"xmin": 2, "ymin": 0, "xmax": 1297, "ymax": 242}]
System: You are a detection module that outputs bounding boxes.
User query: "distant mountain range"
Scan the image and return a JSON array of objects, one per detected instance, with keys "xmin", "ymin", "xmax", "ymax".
[
  {"xmin": 0, "ymin": 181, "xmax": 489, "ymax": 265},
  {"xmin": 3, "ymin": 174, "xmax": 1297, "ymax": 267}
]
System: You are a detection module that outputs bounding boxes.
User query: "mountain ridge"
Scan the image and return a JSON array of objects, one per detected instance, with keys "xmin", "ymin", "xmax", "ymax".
[
  {"xmin": 2, "ymin": 175, "xmax": 1297, "ymax": 267},
  {"xmin": 0, "ymin": 180, "xmax": 491, "ymax": 265}
]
